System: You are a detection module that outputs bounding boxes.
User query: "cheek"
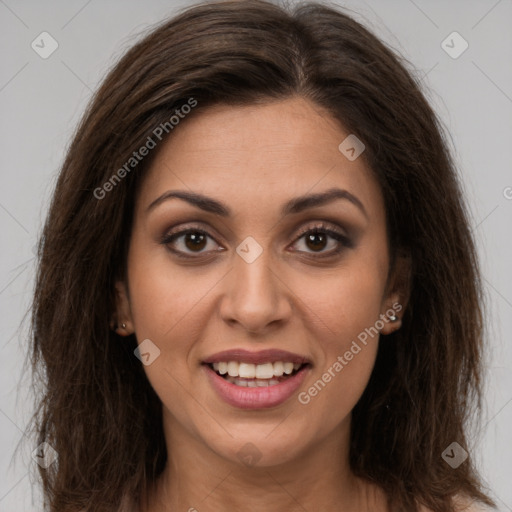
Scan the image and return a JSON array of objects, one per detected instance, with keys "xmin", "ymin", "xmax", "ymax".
[
  {"xmin": 291, "ymin": 259, "xmax": 387, "ymax": 417},
  {"xmin": 295, "ymin": 259, "xmax": 386, "ymax": 352},
  {"xmin": 125, "ymin": 254, "xmax": 215, "ymax": 432},
  {"xmin": 126, "ymin": 239, "xmax": 218, "ymax": 341},
  {"xmin": 124, "ymin": 244, "xmax": 205, "ymax": 392},
  {"xmin": 296, "ymin": 317, "xmax": 381, "ymax": 434}
]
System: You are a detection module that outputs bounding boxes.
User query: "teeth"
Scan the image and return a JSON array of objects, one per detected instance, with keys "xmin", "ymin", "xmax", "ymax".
[
  {"xmin": 283, "ymin": 362, "xmax": 294, "ymax": 374},
  {"xmin": 255, "ymin": 363, "xmax": 274, "ymax": 379},
  {"xmin": 223, "ymin": 375, "xmax": 269, "ymax": 387},
  {"xmin": 273, "ymin": 361, "xmax": 284, "ymax": 376},
  {"xmin": 239, "ymin": 362, "xmax": 256, "ymax": 379},
  {"xmin": 227, "ymin": 361, "xmax": 239, "ymax": 377},
  {"xmin": 224, "ymin": 375, "xmax": 288, "ymax": 387},
  {"xmin": 210, "ymin": 360, "xmax": 305, "ymax": 379}
]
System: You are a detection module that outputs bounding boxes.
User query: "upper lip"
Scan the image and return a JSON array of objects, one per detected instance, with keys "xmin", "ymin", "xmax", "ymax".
[{"xmin": 202, "ymin": 349, "xmax": 312, "ymax": 366}]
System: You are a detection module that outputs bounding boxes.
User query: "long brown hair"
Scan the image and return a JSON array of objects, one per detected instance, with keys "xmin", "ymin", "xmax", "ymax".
[{"xmin": 28, "ymin": 1, "xmax": 495, "ymax": 510}]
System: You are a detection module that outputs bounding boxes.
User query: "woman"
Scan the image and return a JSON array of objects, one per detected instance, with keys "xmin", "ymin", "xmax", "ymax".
[{"xmin": 29, "ymin": 0, "xmax": 497, "ymax": 511}]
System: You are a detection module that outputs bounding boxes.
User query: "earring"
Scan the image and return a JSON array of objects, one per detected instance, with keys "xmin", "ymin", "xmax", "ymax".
[
  {"xmin": 113, "ymin": 322, "xmax": 128, "ymax": 333},
  {"xmin": 388, "ymin": 314, "xmax": 398, "ymax": 322}
]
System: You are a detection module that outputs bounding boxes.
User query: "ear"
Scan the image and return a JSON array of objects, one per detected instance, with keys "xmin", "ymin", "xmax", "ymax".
[
  {"xmin": 379, "ymin": 251, "xmax": 412, "ymax": 335},
  {"xmin": 110, "ymin": 280, "xmax": 134, "ymax": 336}
]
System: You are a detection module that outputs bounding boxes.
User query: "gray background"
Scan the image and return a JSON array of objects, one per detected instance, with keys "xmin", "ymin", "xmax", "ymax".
[{"xmin": 1, "ymin": 0, "xmax": 511, "ymax": 510}]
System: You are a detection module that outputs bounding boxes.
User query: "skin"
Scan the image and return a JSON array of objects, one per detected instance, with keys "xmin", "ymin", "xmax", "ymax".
[{"xmin": 114, "ymin": 96, "xmax": 411, "ymax": 512}]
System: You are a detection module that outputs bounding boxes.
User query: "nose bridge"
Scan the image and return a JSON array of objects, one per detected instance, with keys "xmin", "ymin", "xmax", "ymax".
[{"xmin": 220, "ymin": 235, "xmax": 289, "ymax": 332}]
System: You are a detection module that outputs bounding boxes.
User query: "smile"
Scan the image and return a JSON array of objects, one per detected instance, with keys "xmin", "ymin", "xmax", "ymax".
[
  {"xmin": 202, "ymin": 361, "xmax": 311, "ymax": 409},
  {"xmin": 211, "ymin": 361, "xmax": 303, "ymax": 384}
]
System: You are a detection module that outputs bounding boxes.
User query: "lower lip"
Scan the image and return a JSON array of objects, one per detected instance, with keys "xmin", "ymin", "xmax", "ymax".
[{"xmin": 203, "ymin": 364, "xmax": 311, "ymax": 409}]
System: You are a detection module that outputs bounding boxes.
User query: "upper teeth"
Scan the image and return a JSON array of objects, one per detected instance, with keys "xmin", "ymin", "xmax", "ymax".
[{"xmin": 212, "ymin": 361, "xmax": 302, "ymax": 379}]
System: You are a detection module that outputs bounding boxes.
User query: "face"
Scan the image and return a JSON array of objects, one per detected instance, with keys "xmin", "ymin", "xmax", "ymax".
[{"xmin": 115, "ymin": 96, "xmax": 406, "ymax": 468}]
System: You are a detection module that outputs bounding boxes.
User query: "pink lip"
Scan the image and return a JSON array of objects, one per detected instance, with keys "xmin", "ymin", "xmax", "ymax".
[
  {"xmin": 202, "ymin": 348, "xmax": 311, "ymax": 365},
  {"xmin": 203, "ymin": 363, "xmax": 311, "ymax": 409}
]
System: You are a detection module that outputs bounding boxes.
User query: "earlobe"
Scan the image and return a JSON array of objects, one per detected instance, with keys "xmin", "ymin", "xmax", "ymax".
[
  {"xmin": 111, "ymin": 280, "xmax": 134, "ymax": 336},
  {"xmin": 379, "ymin": 294, "xmax": 404, "ymax": 335},
  {"xmin": 380, "ymin": 252, "xmax": 412, "ymax": 335}
]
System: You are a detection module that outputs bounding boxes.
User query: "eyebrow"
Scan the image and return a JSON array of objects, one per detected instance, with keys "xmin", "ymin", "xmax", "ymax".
[{"xmin": 146, "ymin": 187, "xmax": 368, "ymax": 219}]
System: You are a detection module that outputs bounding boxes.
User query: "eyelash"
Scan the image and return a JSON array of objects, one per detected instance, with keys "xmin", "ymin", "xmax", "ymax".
[{"xmin": 160, "ymin": 221, "xmax": 353, "ymax": 260}]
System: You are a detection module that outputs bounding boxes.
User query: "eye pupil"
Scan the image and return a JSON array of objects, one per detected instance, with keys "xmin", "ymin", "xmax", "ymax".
[
  {"xmin": 306, "ymin": 232, "xmax": 327, "ymax": 251},
  {"xmin": 185, "ymin": 232, "xmax": 207, "ymax": 251}
]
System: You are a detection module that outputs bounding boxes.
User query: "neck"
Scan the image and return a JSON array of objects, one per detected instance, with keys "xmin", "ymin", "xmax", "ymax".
[{"xmin": 141, "ymin": 412, "xmax": 386, "ymax": 512}]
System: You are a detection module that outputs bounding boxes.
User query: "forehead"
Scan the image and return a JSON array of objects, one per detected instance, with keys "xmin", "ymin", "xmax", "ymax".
[{"xmin": 136, "ymin": 96, "xmax": 384, "ymax": 222}]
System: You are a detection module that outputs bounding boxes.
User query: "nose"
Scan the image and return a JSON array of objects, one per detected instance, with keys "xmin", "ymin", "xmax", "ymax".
[{"xmin": 219, "ymin": 244, "xmax": 293, "ymax": 335}]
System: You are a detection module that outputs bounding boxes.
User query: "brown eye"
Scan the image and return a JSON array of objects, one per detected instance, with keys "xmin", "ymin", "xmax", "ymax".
[
  {"xmin": 292, "ymin": 224, "xmax": 353, "ymax": 257},
  {"xmin": 161, "ymin": 228, "xmax": 221, "ymax": 258},
  {"xmin": 182, "ymin": 231, "xmax": 207, "ymax": 252},
  {"xmin": 304, "ymin": 231, "xmax": 328, "ymax": 252}
]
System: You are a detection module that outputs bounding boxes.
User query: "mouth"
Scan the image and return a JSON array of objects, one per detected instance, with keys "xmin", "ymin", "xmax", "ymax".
[
  {"xmin": 201, "ymin": 350, "xmax": 312, "ymax": 409},
  {"xmin": 203, "ymin": 360, "xmax": 310, "ymax": 387}
]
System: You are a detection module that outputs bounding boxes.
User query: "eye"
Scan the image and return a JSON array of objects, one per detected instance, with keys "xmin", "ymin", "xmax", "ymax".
[
  {"xmin": 160, "ymin": 221, "xmax": 353, "ymax": 260},
  {"xmin": 160, "ymin": 226, "xmax": 222, "ymax": 259},
  {"xmin": 291, "ymin": 222, "xmax": 353, "ymax": 257}
]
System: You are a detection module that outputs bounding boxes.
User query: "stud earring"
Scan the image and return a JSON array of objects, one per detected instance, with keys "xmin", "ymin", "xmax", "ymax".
[
  {"xmin": 121, "ymin": 323, "xmax": 126, "ymax": 329},
  {"xmin": 388, "ymin": 314, "xmax": 398, "ymax": 322}
]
